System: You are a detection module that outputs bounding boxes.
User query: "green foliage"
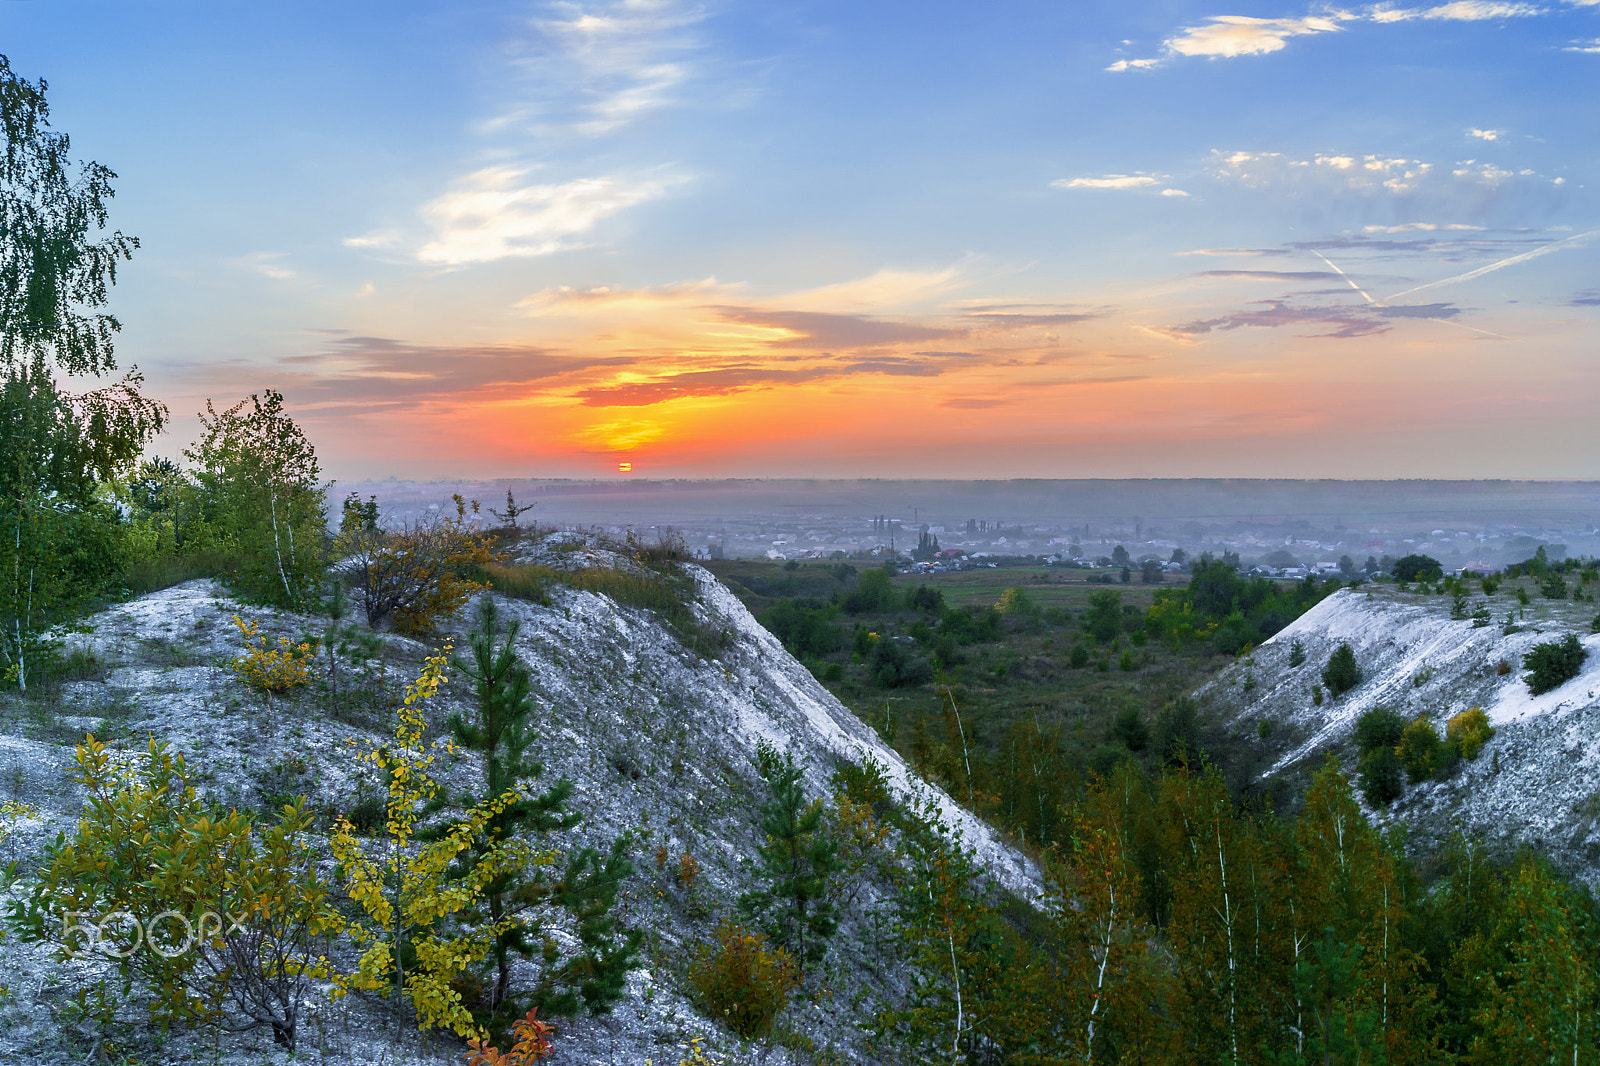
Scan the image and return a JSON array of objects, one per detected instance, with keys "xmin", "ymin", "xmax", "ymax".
[
  {"xmin": 1085, "ymin": 589, "xmax": 1122, "ymax": 643},
  {"xmin": 761, "ymin": 599, "xmax": 842, "ymax": 659},
  {"xmin": 1447, "ymin": 707, "xmax": 1494, "ymax": 760},
  {"xmin": 938, "ymin": 604, "xmax": 1001, "ymax": 645},
  {"xmin": 1111, "ymin": 706, "xmax": 1149, "ymax": 751},
  {"xmin": 868, "ymin": 633, "xmax": 932, "ymax": 688},
  {"xmin": 1154, "ymin": 696, "xmax": 1203, "ymax": 767},
  {"xmin": 1353, "ymin": 705, "xmax": 1405, "ymax": 754},
  {"xmin": 1397, "ymin": 718, "xmax": 1443, "ymax": 783},
  {"xmin": 1357, "ymin": 746, "xmax": 1404, "ymax": 808},
  {"xmin": 436, "ymin": 598, "xmax": 637, "ymax": 1029},
  {"xmin": 739, "ymin": 750, "xmax": 843, "ymax": 970},
  {"xmin": 1393, "ymin": 554, "xmax": 1443, "ymax": 582},
  {"xmin": 186, "ymin": 391, "xmax": 325, "ymax": 608},
  {"xmin": 1541, "ymin": 571, "xmax": 1569, "ymax": 600},
  {"xmin": 1524, "ymin": 633, "xmax": 1586, "ymax": 695},
  {"xmin": 1069, "ymin": 642, "xmax": 1089, "ymax": 668},
  {"xmin": 688, "ymin": 922, "xmax": 797, "ymax": 1039},
  {"xmin": 842, "ymin": 567, "xmax": 896, "ymax": 613},
  {"xmin": 11, "ymin": 735, "xmax": 337, "ymax": 1049},
  {"xmin": 1288, "ymin": 639, "xmax": 1306, "ymax": 667},
  {"xmin": 1145, "ymin": 558, "xmax": 1338, "ymax": 651},
  {"xmin": 1321, "ymin": 642, "xmax": 1361, "ymax": 697}
]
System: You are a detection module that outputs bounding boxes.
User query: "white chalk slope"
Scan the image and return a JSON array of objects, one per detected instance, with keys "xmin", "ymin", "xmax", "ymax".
[{"xmin": 1207, "ymin": 585, "xmax": 1600, "ymax": 884}]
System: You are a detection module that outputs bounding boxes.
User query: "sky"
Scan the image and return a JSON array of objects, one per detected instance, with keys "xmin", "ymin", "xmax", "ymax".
[{"xmin": 3, "ymin": 0, "xmax": 1598, "ymax": 481}]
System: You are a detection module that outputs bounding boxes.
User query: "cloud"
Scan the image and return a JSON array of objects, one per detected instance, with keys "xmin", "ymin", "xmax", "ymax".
[
  {"xmin": 1210, "ymin": 149, "xmax": 1437, "ymax": 193},
  {"xmin": 573, "ymin": 350, "xmax": 980, "ymax": 407},
  {"xmin": 1362, "ymin": 222, "xmax": 1484, "ymax": 232},
  {"xmin": 518, "ymin": 277, "xmax": 738, "ymax": 316},
  {"xmin": 1196, "ymin": 270, "xmax": 1341, "ymax": 281},
  {"xmin": 1179, "ymin": 247, "xmax": 1292, "ymax": 257},
  {"xmin": 1121, "ymin": 3, "xmax": 1550, "ymax": 68},
  {"xmin": 1163, "ymin": 13, "xmax": 1351, "ymax": 57},
  {"xmin": 415, "ymin": 167, "xmax": 686, "ymax": 265},
  {"xmin": 959, "ymin": 309, "xmax": 1099, "ymax": 327},
  {"xmin": 238, "ymin": 252, "xmax": 295, "ymax": 280},
  {"xmin": 1565, "ymin": 37, "xmax": 1600, "ymax": 51},
  {"xmin": 1159, "ymin": 296, "xmax": 1461, "ymax": 340},
  {"xmin": 706, "ymin": 308, "xmax": 960, "ymax": 349},
  {"xmin": 1467, "ymin": 128, "xmax": 1504, "ymax": 140},
  {"xmin": 1570, "ymin": 289, "xmax": 1600, "ymax": 306},
  {"xmin": 1052, "ymin": 173, "xmax": 1189, "ymax": 197},
  {"xmin": 1053, "ymin": 174, "xmax": 1165, "ymax": 190},
  {"xmin": 780, "ymin": 265, "xmax": 969, "ymax": 313},
  {"xmin": 501, "ymin": 0, "xmax": 710, "ymax": 137},
  {"xmin": 1371, "ymin": 2, "xmax": 1544, "ymax": 21},
  {"xmin": 284, "ymin": 335, "xmax": 630, "ymax": 409},
  {"xmin": 942, "ymin": 397, "xmax": 1013, "ymax": 409}
]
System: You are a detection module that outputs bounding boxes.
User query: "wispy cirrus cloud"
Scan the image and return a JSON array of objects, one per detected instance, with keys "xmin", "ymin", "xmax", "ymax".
[
  {"xmin": 1564, "ymin": 36, "xmax": 1600, "ymax": 51},
  {"xmin": 1196, "ymin": 269, "xmax": 1341, "ymax": 281},
  {"xmin": 412, "ymin": 167, "xmax": 687, "ymax": 266},
  {"xmin": 496, "ymin": 0, "xmax": 711, "ymax": 138},
  {"xmin": 1370, "ymin": 2, "xmax": 1544, "ymax": 22}
]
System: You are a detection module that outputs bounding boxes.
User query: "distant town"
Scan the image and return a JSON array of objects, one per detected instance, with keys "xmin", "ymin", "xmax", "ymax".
[{"xmin": 340, "ymin": 477, "xmax": 1600, "ymax": 576}]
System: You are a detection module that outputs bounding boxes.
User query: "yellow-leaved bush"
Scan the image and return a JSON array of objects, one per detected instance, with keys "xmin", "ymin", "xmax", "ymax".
[
  {"xmin": 330, "ymin": 649, "xmax": 556, "ymax": 1039},
  {"xmin": 687, "ymin": 922, "xmax": 797, "ymax": 1039},
  {"xmin": 1447, "ymin": 706, "xmax": 1495, "ymax": 760},
  {"xmin": 229, "ymin": 615, "xmax": 314, "ymax": 694}
]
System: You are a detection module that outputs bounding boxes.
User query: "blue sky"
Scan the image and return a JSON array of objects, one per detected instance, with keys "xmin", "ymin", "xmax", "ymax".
[{"xmin": 4, "ymin": 0, "xmax": 1597, "ymax": 479}]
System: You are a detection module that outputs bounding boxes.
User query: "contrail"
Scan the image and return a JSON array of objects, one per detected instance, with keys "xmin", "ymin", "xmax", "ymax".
[
  {"xmin": 1312, "ymin": 250, "xmax": 1378, "ymax": 304},
  {"xmin": 1385, "ymin": 228, "xmax": 1599, "ymax": 301}
]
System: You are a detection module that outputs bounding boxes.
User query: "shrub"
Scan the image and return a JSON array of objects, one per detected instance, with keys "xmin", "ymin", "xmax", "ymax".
[
  {"xmin": 1397, "ymin": 718, "xmax": 1443, "ymax": 783},
  {"xmin": 228, "ymin": 615, "xmax": 314, "ymax": 694},
  {"xmin": 1154, "ymin": 697, "xmax": 1203, "ymax": 767},
  {"xmin": 1311, "ymin": 685, "xmax": 1324, "ymax": 705},
  {"xmin": 1447, "ymin": 707, "xmax": 1494, "ymax": 760},
  {"xmin": 1085, "ymin": 590, "xmax": 1123, "ymax": 644},
  {"xmin": 1322, "ymin": 643, "xmax": 1361, "ymax": 697},
  {"xmin": 688, "ymin": 922, "xmax": 797, "ymax": 1038},
  {"xmin": 338, "ymin": 496, "xmax": 499, "ymax": 635},
  {"xmin": 1111, "ymin": 707, "xmax": 1149, "ymax": 751},
  {"xmin": 1289, "ymin": 639, "xmax": 1306, "ymax": 667},
  {"xmin": 465, "ymin": 1008, "xmax": 556, "ymax": 1065},
  {"xmin": 14, "ymin": 736, "xmax": 338, "ymax": 1049},
  {"xmin": 1069, "ymin": 643, "xmax": 1090, "ymax": 669},
  {"xmin": 1354, "ymin": 706, "xmax": 1406, "ymax": 754},
  {"xmin": 1525, "ymin": 633, "xmax": 1587, "ymax": 695},
  {"xmin": 1358, "ymin": 748, "xmax": 1405, "ymax": 808}
]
